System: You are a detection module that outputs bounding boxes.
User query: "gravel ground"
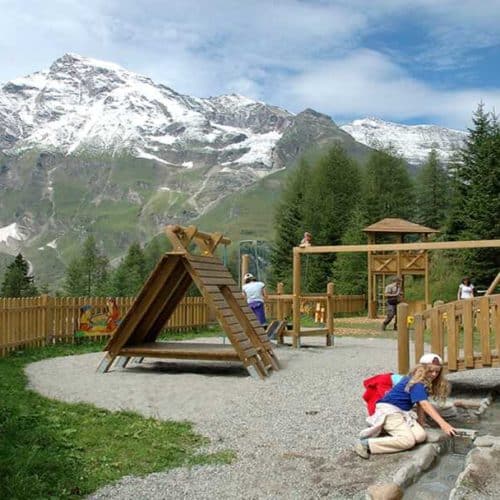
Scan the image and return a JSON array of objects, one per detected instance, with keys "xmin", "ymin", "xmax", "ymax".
[{"xmin": 24, "ymin": 337, "xmax": 499, "ymax": 499}]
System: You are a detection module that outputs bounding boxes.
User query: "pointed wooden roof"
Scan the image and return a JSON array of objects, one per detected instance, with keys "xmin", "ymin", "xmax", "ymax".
[{"xmin": 363, "ymin": 218, "xmax": 439, "ymax": 234}]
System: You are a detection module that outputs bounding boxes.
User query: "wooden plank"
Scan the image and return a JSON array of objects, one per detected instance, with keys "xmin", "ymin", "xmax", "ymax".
[
  {"xmin": 494, "ymin": 296, "xmax": 500, "ymax": 358},
  {"xmin": 463, "ymin": 300, "xmax": 474, "ymax": 368},
  {"xmin": 119, "ymin": 342, "xmax": 241, "ymax": 361},
  {"xmin": 195, "ymin": 269, "xmax": 234, "ymax": 279},
  {"xmin": 430, "ymin": 309, "xmax": 441, "ymax": 357},
  {"xmin": 105, "ymin": 255, "xmax": 183, "ymax": 353},
  {"xmin": 414, "ymin": 315, "xmax": 425, "ymax": 365},
  {"xmin": 446, "ymin": 303, "xmax": 458, "ymax": 371},
  {"xmin": 297, "ymin": 239, "xmax": 500, "ymax": 254},
  {"xmin": 478, "ymin": 296, "xmax": 491, "ymax": 366}
]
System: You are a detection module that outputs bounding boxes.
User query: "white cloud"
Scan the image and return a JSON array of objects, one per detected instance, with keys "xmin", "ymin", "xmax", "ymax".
[
  {"xmin": 277, "ymin": 49, "xmax": 500, "ymax": 129},
  {"xmin": 0, "ymin": 0, "xmax": 500, "ymax": 129}
]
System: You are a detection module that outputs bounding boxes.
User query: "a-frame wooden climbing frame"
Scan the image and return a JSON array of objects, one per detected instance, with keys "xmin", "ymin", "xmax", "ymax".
[{"xmin": 97, "ymin": 225, "xmax": 279, "ymax": 379}]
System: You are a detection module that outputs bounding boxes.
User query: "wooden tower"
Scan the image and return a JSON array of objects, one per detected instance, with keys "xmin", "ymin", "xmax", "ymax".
[
  {"xmin": 97, "ymin": 225, "xmax": 279, "ymax": 379},
  {"xmin": 364, "ymin": 218, "xmax": 439, "ymax": 318}
]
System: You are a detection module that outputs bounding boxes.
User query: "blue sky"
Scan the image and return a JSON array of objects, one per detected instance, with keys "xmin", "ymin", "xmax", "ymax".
[{"xmin": 1, "ymin": 0, "xmax": 500, "ymax": 130}]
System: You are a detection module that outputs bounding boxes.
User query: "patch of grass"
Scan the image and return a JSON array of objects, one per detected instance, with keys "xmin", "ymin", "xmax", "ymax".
[{"xmin": 0, "ymin": 343, "xmax": 233, "ymax": 499}]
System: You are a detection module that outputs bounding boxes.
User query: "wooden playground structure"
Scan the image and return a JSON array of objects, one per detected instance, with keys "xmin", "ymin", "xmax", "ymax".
[
  {"xmin": 397, "ymin": 273, "xmax": 500, "ymax": 374},
  {"xmin": 98, "ymin": 225, "xmax": 279, "ymax": 379},
  {"xmin": 364, "ymin": 218, "xmax": 439, "ymax": 317},
  {"xmin": 293, "ymin": 222, "xmax": 500, "ymax": 349}
]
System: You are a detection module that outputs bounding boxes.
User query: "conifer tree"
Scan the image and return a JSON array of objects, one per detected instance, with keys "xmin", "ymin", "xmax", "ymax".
[
  {"xmin": 109, "ymin": 242, "xmax": 147, "ymax": 296},
  {"xmin": 331, "ymin": 207, "xmax": 368, "ymax": 294},
  {"xmin": 269, "ymin": 158, "xmax": 311, "ymax": 289},
  {"xmin": 301, "ymin": 145, "xmax": 361, "ymax": 291},
  {"xmin": 362, "ymin": 148, "xmax": 415, "ymax": 224},
  {"xmin": 0, "ymin": 253, "xmax": 38, "ymax": 297},
  {"xmin": 63, "ymin": 235, "xmax": 109, "ymax": 296},
  {"xmin": 415, "ymin": 149, "xmax": 449, "ymax": 229},
  {"xmin": 455, "ymin": 104, "xmax": 500, "ymax": 284}
]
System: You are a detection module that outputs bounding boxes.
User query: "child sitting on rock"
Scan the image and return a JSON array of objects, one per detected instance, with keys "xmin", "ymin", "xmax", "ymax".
[{"xmin": 354, "ymin": 353, "xmax": 457, "ymax": 459}]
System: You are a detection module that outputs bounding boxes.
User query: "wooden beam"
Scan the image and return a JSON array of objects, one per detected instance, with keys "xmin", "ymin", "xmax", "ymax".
[
  {"xmin": 296, "ymin": 239, "xmax": 500, "ymax": 254},
  {"xmin": 292, "ymin": 248, "xmax": 301, "ymax": 347},
  {"xmin": 486, "ymin": 272, "xmax": 500, "ymax": 296}
]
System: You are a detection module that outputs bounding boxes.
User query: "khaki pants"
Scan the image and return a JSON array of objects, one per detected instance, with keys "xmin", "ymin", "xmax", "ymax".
[{"xmin": 368, "ymin": 413, "xmax": 427, "ymax": 454}]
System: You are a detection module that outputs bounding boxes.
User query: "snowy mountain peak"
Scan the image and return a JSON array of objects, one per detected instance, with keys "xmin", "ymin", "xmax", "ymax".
[
  {"xmin": 0, "ymin": 53, "xmax": 293, "ymax": 164},
  {"xmin": 341, "ymin": 117, "xmax": 467, "ymax": 165}
]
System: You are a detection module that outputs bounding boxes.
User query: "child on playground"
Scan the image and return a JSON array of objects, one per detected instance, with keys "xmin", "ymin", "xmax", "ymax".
[
  {"xmin": 354, "ymin": 353, "xmax": 457, "ymax": 459},
  {"xmin": 242, "ymin": 273, "xmax": 267, "ymax": 326},
  {"xmin": 299, "ymin": 231, "xmax": 312, "ymax": 248}
]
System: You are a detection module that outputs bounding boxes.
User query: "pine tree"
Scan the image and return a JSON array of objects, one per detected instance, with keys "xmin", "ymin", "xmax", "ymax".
[
  {"xmin": 301, "ymin": 145, "xmax": 362, "ymax": 291},
  {"xmin": 456, "ymin": 104, "xmax": 500, "ymax": 284},
  {"xmin": 331, "ymin": 207, "xmax": 368, "ymax": 294},
  {"xmin": 63, "ymin": 235, "xmax": 109, "ymax": 296},
  {"xmin": 0, "ymin": 253, "xmax": 38, "ymax": 297},
  {"xmin": 415, "ymin": 149, "xmax": 449, "ymax": 229},
  {"xmin": 362, "ymin": 148, "xmax": 415, "ymax": 224},
  {"xmin": 109, "ymin": 242, "xmax": 147, "ymax": 296},
  {"xmin": 269, "ymin": 158, "xmax": 311, "ymax": 289}
]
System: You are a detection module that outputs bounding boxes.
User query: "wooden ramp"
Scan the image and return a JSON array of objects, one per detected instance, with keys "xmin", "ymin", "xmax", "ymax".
[{"xmin": 98, "ymin": 226, "xmax": 279, "ymax": 379}]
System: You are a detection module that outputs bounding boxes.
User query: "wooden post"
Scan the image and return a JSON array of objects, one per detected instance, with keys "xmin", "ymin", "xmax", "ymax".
[
  {"xmin": 447, "ymin": 303, "xmax": 458, "ymax": 371},
  {"xmin": 463, "ymin": 300, "xmax": 474, "ymax": 368},
  {"xmin": 40, "ymin": 294, "xmax": 51, "ymax": 345},
  {"xmin": 326, "ymin": 282, "xmax": 334, "ymax": 346},
  {"xmin": 367, "ymin": 233, "xmax": 376, "ymax": 318},
  {"xmin": 276, "ymin": 282, "xmax": 284, "ymax": 320},
  {"xmin": 241, "ymin": 254, "xmax": 250, "ymax": 286},
  {"xmin": 485, "ymin": 272, "xmax": 500, "ymax": 295},
  {"xmin": 292, "ymin": 248, "xmax": 301, "ymax": 348},
  {"xmin": 478, "ymin": 296, "xmax": 491, "ymax": 366},
  {"xmin": 397, "ymin": 302, "xmax": 409, "ymax": 374},
  {"xmin": 424, "ymin": 250, "xmax": 430, "ymax": 308}
]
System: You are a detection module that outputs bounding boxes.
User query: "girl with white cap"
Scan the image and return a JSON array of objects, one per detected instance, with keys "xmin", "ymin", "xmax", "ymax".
[
  {"xmin": 242, "ymin": 273, "xmax": 267, "ymax": 325},
  {"xmin": 354, "ymin": 353, "xmax": 457, "ymax": 459}
]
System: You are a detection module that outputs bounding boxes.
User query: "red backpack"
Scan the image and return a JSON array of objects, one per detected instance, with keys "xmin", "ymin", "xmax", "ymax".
[{"xmin": 362, "ymin": 373, "xmax": 394, "ymax": 415}]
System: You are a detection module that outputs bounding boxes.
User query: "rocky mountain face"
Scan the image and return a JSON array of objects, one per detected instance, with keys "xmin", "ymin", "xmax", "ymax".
[
  {"xmin": 341, "ymin": 117, "xmax": 467, "ymax": 167},
  {"xmin": 0, "ymin": 54, "xmax": 371, "ymax": 283}
]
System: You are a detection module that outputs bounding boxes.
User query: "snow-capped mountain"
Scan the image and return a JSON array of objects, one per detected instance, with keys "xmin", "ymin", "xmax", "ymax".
[
  {"xmin": 0, "ymin": 53, "xmax": 292, "ymax": 171},
  {"xmin": 341, "ymin": 117, "xmax": 467, "ymax": 166},
  {"xmin": 0, "ymin": 54, "xmax": 366, "ymax": 285}
]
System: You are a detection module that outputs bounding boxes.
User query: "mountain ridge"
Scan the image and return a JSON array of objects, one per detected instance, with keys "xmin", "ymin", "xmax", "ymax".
[{"xmin": 0, "ymin": 54, "xmax": 467, "ymax": 288}]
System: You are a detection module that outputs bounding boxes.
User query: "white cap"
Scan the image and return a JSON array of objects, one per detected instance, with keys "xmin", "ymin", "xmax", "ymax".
[
  {"xmin": 243, "ymin": 273, "xmax": 254, "ymax": 280},
  {"xmin": 419, "ymin": 353, "xmax": 443, "ymax": 365}
]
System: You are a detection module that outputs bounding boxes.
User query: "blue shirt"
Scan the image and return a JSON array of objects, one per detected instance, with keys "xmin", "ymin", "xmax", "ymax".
[{"xmin": 378, "ymin": 376, "xmax": 428, "ymax": 411}]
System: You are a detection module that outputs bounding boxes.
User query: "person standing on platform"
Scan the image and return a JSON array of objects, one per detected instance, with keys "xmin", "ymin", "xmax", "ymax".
[
  {"xmin": 457, "ymin": 277, "xmax": 474, "ymax": 300},
  {"xmin": 382, "ymin": 276, "xmax": 403, "ymax": 331},
  {"xmin": 242, "ymin": 273, "xmax": 267, "ymax": 326}
]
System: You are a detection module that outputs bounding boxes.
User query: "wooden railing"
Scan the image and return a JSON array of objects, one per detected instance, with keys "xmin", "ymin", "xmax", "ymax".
[
  {"xmin": 0, "ymin": 295, "xmax": 210, "ymax": 357},
  {"xmin": 397, "ymin": 295, "xmax": 500, "ymax": 373},
  {"xmin": 266, "ymin": 288, "xmax": 366, "ymax": 321}
]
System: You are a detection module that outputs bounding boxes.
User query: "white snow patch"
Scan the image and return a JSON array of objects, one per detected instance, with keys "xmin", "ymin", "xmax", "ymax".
[
  {"xmin": 135, "ymin": 150, "xmax": 172, "ymax": 165},
  {"xmin": 0, "ymin": 222, "xmax": 27, "ymax": 243},
  {"xmin": 182, "ymin": 161, "xmax": 194, "ymax": 168},
  {"xmin": 159, "ymin": 186, "xmax": 171, "ymax": 191},
  {"xmin": 47, "ymin": 239, "xmax": 57, "ymax": 249},
  {"xmin": 234, "ymin": 131, "xmax": 282, "ymax": 166}
]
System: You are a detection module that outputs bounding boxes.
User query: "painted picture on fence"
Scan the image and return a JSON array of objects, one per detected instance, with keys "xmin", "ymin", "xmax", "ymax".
[{"xmin": 75, "ymin": 298, "xmax": 121, "ymax": 338}]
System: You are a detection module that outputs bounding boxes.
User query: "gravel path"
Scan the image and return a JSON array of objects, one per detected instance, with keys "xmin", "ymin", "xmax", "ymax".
[{"xmin": 25, "ymin": 336, "xmax": 498, "ymax": 499}]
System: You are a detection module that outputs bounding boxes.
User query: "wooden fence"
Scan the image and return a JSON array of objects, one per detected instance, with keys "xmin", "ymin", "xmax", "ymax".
[
  {"xmin": 266, "ymin": 291, "xmax": 366, "ymax": 321},
  {"xmin": 0, "ymin": 295, "xmax": 210, "ymax": 357},
  {"xmin": 0, "ymin": 288, "xmax": 367, "ymax": 357},
  {"xmin": 397, "ymin": 295, "xmax": 500, "ymax": 373}
]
